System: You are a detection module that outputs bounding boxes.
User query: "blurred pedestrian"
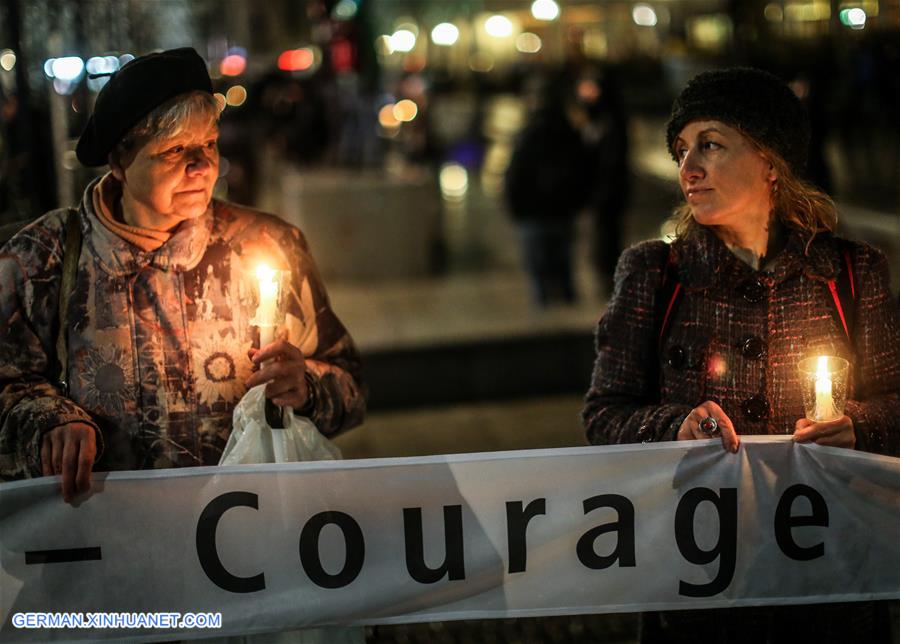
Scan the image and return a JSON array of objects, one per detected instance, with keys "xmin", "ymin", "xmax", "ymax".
[
  {"xmin": 0, "ymin": 88, "xmax": 57, "ymax": 224},
  {"xmin": 573, "ymin": 65, "xmax": 630, "ymax": 296},
  {"xmin": 504, "ymin": 77, "xmax": 588, "ymax": 307}
]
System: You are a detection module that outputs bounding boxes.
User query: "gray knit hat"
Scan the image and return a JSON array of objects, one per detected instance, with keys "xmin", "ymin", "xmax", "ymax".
[{"xmin": 665, "ymin": 67, "xmax": 810, "ymax": 174}]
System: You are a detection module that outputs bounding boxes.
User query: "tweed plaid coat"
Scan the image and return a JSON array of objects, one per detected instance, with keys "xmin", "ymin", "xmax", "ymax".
[
  {"xmin": 1, "ymin": 177, "xmax": 365, "ymax": 478},
  {"xmin": 583, "ymin": 225, "xmax": 899, "ymax": 455}
]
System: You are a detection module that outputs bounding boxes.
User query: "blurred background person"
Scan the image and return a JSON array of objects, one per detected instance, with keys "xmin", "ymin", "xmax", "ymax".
[
  {"xmin": 570, "ymin": 63, "xmax": 630, "ymax": 297},
  {"xmin": 503, "ymin": 75, "xmax": 587, "ymax": 307}
]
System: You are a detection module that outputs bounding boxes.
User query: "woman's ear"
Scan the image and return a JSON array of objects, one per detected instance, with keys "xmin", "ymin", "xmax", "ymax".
[
  {"xmin": 108, "ymin": 153, "xmax": 125, "ymax": 182},
  {"xmin": 106, "ymin": 148, "xmax": 125, "ymax": 182},
  {"xmin": 108, "ymin": 138, "xmax": 140, "ymax": 181}
]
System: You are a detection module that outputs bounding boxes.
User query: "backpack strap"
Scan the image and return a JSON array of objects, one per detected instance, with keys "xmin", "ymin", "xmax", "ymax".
[
  {"xmin": 55, "ymin": 209, "xmax": 82, "ymax": 396},
  {"xmin": 656, "ymin": 245, "xmax": 683, "ymax": 352},
  {"xmin": 824, "ymin": 242, "xmax": 857, "ymax": 346}
]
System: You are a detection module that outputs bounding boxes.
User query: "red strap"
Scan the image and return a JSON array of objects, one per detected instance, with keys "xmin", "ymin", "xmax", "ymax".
[
  {"xmin": 843, "ymin": 249, "xmax": 856, "ymax": 299},
  {"xmin": 827, "ymin": 280, "xmax": 850, "ymax": 341},
  {"xmin": 659, "ymin": 283, "xmax": 682, "ymax": 344}
]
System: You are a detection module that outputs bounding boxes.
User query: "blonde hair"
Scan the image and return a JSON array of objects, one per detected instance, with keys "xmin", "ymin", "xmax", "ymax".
[{"xmin": 671, "ymin": 133, "xmax": 837, "ymax": 248}]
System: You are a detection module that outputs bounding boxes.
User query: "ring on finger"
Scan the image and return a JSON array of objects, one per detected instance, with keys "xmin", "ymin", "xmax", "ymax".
[{"xmin": 699, "ymin": 416, "xmax": 720, "ymax": 436}]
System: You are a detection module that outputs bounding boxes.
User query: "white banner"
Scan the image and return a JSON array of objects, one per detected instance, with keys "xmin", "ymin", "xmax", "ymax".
[{"xmin": 2, "ymin": 437, "xmax": 899, "ymax": 642}]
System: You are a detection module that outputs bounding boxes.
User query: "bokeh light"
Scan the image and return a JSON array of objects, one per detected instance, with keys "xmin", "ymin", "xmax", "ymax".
[
  {"xmin": 53, "ymin": 78, "xmax": 77, "ymax": 95},
  {"xmin": 516, "ymin": 33, "xmax": 542, "ymax": 54},
  {"xmin": 379, "ymin": 104, "xmax": 400, "ymax": 127},
  {"xmin": 632, "ymin": 4, "xmax": 658, "ymax": 27},
  {"xmin": 468, "ymin": 52, "xmax": 495, "ymax": 73},
  {"xmin": 840, "ymin": 8, "xmax": 867, "ymax": 29},
  {"xmin": 85, "ymin": 56, "xmax": 119, "ymax": 75},
  {"xmin": 763, "ymin": 3, "xmax": 784, "ymax": 22},
  {"xmin": 390, "ymin": 29, "xmax": 417, "ymax": 53},
  {"xmin": 439, "ymin": 163, "xmax": 469, "ymax": 201},
  {"xmin": 392, "ymin": 99, "xmax": 418, "ymax": 122},
  {"xmin": 332, "ymin": 0, "xmax": 358, "ymax": 20},
  {"xmin": 51, "ymin": 57, "xmax": 85, "ymax": 82},
  {"xmin": 531, "ymin": 0, "xmax": 560, "ymax": 22},
  {"xmin": 225, "ymin": 85, "xmax": 247, "ymax": 107},
  {"xmin": 278, "ymin": 48, "xmax": 315, "ymax": 72},
  {"xmin": 375, "ymin": 35, "xmax": 394, "ymax": 56},
  {"xmin": 485, "ymin": 15, "xmax": 513, "ymax": 38},
  {"xmin": 431, "ymin": 23, "xmax": 460, "ymax": 46},
  {"xmin": 0, "ymin": 50, "xmax": 16, "ymax": 71},
  {"xmin": 220, "ymin": 54, "xmax": 247, "ymax": 76}
]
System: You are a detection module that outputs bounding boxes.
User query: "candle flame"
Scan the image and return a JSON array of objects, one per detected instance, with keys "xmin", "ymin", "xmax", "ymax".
[
  {"xmin": 816, "ymin": 355, "xmax": 829, "ymax": 378},
  {"xmin": 254, "ymin": 263, "xmax": 280, "ymax": 330},
  {"xmin": 256, "ymin": 263, "xmax": 276, "ymax": 284}
]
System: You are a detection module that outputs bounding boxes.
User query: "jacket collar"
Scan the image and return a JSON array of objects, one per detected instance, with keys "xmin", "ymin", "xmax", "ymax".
[
  {"xmin": 670, "ymin": 224, "xmax": 842, "ymax": 291},
  {"xmin": 81, "ymin": 175, "xmax": 213, "ymax": 277}
]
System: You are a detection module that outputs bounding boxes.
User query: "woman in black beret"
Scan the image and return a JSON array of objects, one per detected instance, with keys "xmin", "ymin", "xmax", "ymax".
[
  {"xmin": 0, "ymin": 48, "xmax": 366, "ymax": 502},
  {"xmin": 583, "ymin": 67, "xmax": 898, "ymax": 642}
]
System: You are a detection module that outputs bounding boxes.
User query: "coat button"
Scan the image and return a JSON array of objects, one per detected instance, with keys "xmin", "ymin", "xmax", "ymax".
[
  {"xmin": 742, "ymin": 394, "xmax": 769, "ymax": 421},
  {"xmin": 666, "ymin": 345, "xmax": 685, "ymax": 369},
  {"xmin": 740, "ymin": 278, "xmax": 766, "ymax": 303},
  {"xmin": 741, "ymin": 336, "xmax": 766, "ymax": 360}
]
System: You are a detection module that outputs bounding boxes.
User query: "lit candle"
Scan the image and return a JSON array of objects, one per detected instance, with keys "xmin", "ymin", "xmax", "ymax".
[
  {"xmin": 813, "ymin": 355, "xmax": 838, "ymax": 421},
  {"xmin": 254, "ymin": 263, "xmax": 287, "ymax": 435},
  {"xmin": 255, "ymin": 264, "xmax": 279, "ymax": 348}
]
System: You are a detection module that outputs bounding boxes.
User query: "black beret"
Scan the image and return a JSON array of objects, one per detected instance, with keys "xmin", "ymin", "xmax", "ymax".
[
  {"xmin": 665, "ymin": 67, "xmax": 810, "ymax": 175},
  {"xmin": 76, "ymin": 47, "xmax": 213, "ymax": 167}
]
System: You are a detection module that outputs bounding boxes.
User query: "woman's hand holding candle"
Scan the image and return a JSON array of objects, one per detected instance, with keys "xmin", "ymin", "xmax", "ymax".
[
  {"xmin": 246, "ymin": 339, "xmax": 312, "ymax": 410},
  {"xmin": 792, "ymin": 415, "xmax": 856, "ymax": 449}
]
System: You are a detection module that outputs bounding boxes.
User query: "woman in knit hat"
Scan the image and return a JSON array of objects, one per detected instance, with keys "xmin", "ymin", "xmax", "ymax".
[{"xmin": 582, "ymin": 67, "xmax": 898, "ymax": 642}]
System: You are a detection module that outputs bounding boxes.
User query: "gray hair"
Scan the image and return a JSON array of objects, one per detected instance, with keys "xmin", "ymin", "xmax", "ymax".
[{"xmin": 111, "ymin": 91, "xmax": 222, "ymax": 164}]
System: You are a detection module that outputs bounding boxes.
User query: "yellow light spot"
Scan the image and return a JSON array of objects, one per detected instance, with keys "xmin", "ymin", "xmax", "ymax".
[
  {"xmin": 392, "ymin": 99, "xmax": 418, "ymax": 122},
  {"xmin": 485, "ymin": 15, "xmax": 513, "ymax": 38},
  {"xmin": 531, "ymin": 0, "xmax": 560, "ymax": 21},
  {"xmin": 632, "ymin": 4, "xmax": 658, "ymax": 27},
  {"xmin": 390, "ymin": 29, "xmax": 417, "ymax": 53},
  {"xmin": 764, "ymin": 3, "xmax": 784, "ymax": 22},
  {"xmin": 225, "ymin": 85, "xmax": 247, "ymax": 107},
  {"xmin": 516, "ymin": 33, "xmax": 542, "ymax": 54},
  {"xmin": 439, "ymin": 163, "xmax": 468, "ymax": 201},
  {"xmin": 1, "ymin": 50, "xmax": 18, "ymax": 71},
  {"xmin": 468, "ymin": 52, "xmax": 494, "ymax": 73},
  {"xmin": 431, "ymin": 23, "xmax": 460, "ymax": 46},
  {"xmin": 378, "ymin": 104, "xmax": 400, "ymax": 129}
]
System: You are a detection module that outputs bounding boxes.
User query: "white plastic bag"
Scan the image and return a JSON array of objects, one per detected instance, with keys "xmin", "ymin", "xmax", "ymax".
[
  {"xmin": 219, "ymin": 384, "xmax": 341, "ymax": 465},
  {"xmin": 209, "ymin": 385, "xmax": 362, "ymax": 644}
]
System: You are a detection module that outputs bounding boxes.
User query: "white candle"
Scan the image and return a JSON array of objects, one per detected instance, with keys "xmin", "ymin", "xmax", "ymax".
[
  {"xmin": 255, "ymin": 264, "xmax": 279, "ymax": 348},
  {"xmin": 814, "ymin": 355, "xmax": 838, "ymax": 421}
]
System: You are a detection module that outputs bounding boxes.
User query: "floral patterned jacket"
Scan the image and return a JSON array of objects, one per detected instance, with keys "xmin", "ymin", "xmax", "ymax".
[
  {"xmin": 583, "ymin": 226, "xmax": 899, "ymax": 455},
  {"xmin": 1, "ymin": 178, "xmax": 366, "ymax": 477}
]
